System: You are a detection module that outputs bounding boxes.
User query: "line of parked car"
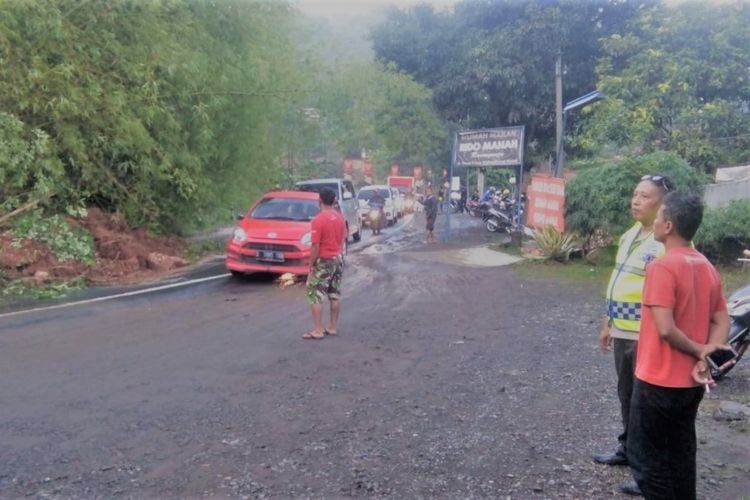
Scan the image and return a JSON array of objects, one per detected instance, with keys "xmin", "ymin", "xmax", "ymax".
[{"xmin": 225, "ymin": 178, "xmax": 411, "ymax": 278}]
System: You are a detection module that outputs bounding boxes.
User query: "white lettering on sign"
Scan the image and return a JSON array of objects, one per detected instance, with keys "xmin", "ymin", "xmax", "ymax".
[
  {"xmin": 481, "ymin": 139, "xmax": 519, "ymax": 151},
  {"xmin": 459, "ymin": 142, "xmax": 483, "ymax": 152},
  {"xmin": 533, "ymin": 213, "xmax": 561, "ymax": 226},
  {"xmin": 531, "ymin": 182, "xmax": 564, "ymax": 196}
]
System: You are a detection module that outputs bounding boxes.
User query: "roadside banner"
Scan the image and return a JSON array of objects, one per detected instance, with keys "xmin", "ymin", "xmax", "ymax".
[
  {"xmin": 526, "ymin": 174, "xmax": 566, "ymax": 232},
  {"xmin": 343, "ymin": 157, "xmax": 353, "ymax": 175},
  {"xmin": 413, "ymin": 165, "xmax": 422, "ymax": 180},
  {"xmin": 390, "ymin": 163, "xmax": 399, "ymax": 176},
  {"xmin": 456, "ymin": 126, "xmax": 524, "ymax": 167}
]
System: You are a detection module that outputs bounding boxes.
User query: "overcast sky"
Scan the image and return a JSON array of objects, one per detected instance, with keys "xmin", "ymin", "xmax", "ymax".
[{"xmin": 293, "ymin": 0, "xmax": 457, "ymax": 18}]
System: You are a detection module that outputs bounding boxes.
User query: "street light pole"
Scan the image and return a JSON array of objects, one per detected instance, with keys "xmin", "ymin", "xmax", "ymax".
[
  {"xmin": 555, "ymin": 53, "xmax": 563, "ymax": 177},
  {"xmin": 555, "ymin": 90, "xmax": 604, "ymax": 178}
]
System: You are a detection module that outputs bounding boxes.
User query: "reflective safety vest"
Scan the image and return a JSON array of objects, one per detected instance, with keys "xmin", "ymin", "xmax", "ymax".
[{"xmin": 606, "ymin": 223, "xmax": 664, "ymax": 334}]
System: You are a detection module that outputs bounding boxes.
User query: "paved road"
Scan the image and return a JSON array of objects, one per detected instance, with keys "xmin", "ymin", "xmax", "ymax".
[{"xmin": 1, "ymin": 213, "xmax": 748, "ymax": 498}]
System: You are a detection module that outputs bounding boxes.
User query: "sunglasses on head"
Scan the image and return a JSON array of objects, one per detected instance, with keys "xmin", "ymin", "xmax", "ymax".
[{"xmin": 641, "ymin": 174, "xmax": 673, "ymax": 192}]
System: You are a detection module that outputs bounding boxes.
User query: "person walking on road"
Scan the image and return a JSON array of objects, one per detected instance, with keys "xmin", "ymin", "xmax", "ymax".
[
  {"xmin": 421, "ymin": 187, "xmax": 438, "ymax": 243},
  {"xmin": 303, "ymin": 187, "xmax": 346, "ymax": 340},
  {"xmin": 592, "ymin": 173, "xmax": 675, "ymax": 496},
  {"xmin": 627, "ymin": 192, "xmax": 730, "ymax": 499}
]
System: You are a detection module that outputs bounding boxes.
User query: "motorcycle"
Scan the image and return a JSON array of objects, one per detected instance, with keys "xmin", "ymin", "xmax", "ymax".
[
  {"xmin": 368, "ymin": 207, "xmax": 385, "ymax": 235},
  {"xmin": 710, "ymin": 283, "xmax": 750, "ymax": 380},
  {"xmin": 485, "ymin": 198, "xmax": 524, "ymax": 233},
  {"xmin": 450, "ymin": 198, "xmax": 464, "ymax": 213},
  {"xmin": 467, "ymin": 199, "xmax": 492, "ymax": 218}
]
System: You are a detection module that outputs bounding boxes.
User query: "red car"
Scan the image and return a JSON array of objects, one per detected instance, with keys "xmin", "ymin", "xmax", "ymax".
[{"xmin": 225, "ymin": 191, "xmax": 321, "ymax": 276}]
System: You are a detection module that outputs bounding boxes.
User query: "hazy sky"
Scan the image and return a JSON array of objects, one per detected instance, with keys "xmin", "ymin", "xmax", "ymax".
[{"xmin": 294, "ymin": 0, "xmax": 457, "ymax": 18}]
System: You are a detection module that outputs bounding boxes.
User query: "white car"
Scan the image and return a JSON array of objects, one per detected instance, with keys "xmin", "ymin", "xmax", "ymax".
[{"xmin": 357, "ymin": 185, "xmax": 398, "ymax": 226}]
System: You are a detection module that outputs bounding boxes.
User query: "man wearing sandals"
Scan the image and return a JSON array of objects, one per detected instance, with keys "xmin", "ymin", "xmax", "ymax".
[{"xmin": 304, "ymin": 187, "xmax": 346, "ymax": 340}]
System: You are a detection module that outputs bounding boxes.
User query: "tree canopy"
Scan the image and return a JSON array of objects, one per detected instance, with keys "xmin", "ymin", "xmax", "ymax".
[
  {"xmin": 0, "ymin": 0, "xmax": 303, "ymax": 232},
  {"xmin": 371, "ymin": 0, "xmax": 650, "ymax": 156},
  {"xmin": 577, "ymin": 2, "xmax": 750, "ymax": 172},
  {"xmin": 0, "ymin": 0, "xmax": 446, "ymax": 233}
]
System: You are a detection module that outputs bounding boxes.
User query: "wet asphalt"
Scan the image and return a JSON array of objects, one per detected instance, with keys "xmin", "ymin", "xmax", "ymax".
[{"xmin": 1, "ymin": 211, "xmax": 748, "ymax": 499}]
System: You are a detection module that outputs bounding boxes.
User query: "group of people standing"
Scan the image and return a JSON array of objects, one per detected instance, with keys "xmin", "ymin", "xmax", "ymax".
[
  {"xmin": 300, "ymin": 176, "xmax": 732, "ymax": 499},
  {"xmin": 593, "ymin": 174, "xmax": 732, "ymax": 499}
]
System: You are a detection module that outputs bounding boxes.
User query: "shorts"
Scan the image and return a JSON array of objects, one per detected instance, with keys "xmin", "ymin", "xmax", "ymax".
[
  {"xmin": 306, "ymin": 256, "xmax": 343, "ymax": 304},
  {"xmin": 426, "ymin": 214, "xmax": 437, "ymax": 231}
]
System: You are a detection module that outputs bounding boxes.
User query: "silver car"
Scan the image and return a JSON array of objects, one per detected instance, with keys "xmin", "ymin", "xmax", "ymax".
[{"xmin": 295, "ymin": 178, "xmax": 362, "ymax": 242}]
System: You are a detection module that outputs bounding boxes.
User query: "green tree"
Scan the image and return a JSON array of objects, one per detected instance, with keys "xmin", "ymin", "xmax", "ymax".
[
  {"xmin": 0, "ymin": 0, "xmax": 300, "ymax": 232},
  {"xmin": 371, "ymin": 0, "xmax": 649, "ymax": 156},
  {"xmin": 578, "ymin": 2, "xmax": 750, "ymax": 172}
]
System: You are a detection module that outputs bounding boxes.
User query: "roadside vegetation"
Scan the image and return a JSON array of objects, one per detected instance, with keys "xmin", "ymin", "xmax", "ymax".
[{"xmin": 2, "ymin": 0, "xmax": 750, "ymax": 297}]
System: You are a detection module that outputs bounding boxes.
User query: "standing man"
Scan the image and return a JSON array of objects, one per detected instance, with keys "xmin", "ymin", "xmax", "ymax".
[
  {"xmin": 421, "ymin": 186, "xmax": 438, "ymax": 243},
  {"xmin": 303, "ymin": 187, "xmax": 346, "ymax": 340},
  {"xmin": 628, "ymin": 192, "xmax": 730, "ymax": 499},
  {"xmin": 592, "ymin": 174, "xmax": 675, "ymax": 495}
]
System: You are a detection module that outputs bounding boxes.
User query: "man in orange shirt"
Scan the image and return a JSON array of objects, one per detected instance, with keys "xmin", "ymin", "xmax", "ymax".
[
  {"xmin": 627, "ymin": 192, "xmax": 731, "ymax": 499},
  {"xmin": 303, "ymin": 188, "xmax": 346, "ymax": 340}
]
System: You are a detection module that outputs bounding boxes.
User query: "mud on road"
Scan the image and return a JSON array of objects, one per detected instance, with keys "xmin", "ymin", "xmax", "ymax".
[{"xmin": 1, "ymin": 213, "xmax": 748, "ymax": 499}]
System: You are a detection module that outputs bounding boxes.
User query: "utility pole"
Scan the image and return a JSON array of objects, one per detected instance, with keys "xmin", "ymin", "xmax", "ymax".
[{"xmin": 555, "ymin": 52, "xmax": 563, "ymax": 178}]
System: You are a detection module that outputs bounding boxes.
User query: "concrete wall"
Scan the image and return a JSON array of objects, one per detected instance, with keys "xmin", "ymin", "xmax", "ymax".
[
  {"xmin": 704, "ymin": 177, "xmax": 750, "ymax": 208},
  {"xmin": 715, "ymin": 165, "xmax": 750, "ymax": 182}
]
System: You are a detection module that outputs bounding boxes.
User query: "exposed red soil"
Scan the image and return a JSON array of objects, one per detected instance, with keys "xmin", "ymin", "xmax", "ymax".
[{"xmin": 1, "ymin": 207, "xmax": 188, "ymax": 286}]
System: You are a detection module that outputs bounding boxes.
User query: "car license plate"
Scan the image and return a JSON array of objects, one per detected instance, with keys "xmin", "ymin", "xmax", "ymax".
[{"xmin": 257, "ymin": 250, "xmax": 284, "ymax": 262}]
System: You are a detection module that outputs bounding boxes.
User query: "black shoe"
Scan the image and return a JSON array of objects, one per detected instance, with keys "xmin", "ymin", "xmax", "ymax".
[
  {"xmin": 591, "ymin": 448, "xmax": 628, "ymax": 466},
  {"xmin": 620, "ymin": 479, "xmax": 642, "ymax": 496}
]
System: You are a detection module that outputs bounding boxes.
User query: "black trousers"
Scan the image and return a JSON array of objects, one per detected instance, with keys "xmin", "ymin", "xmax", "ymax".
[
  {"xmin": 613, "ymin": 338, "xmax": 636, "ymax": 449},
  {"xmin": 627, "ymin": 378, "xmax": 704, "ymax": 500}
]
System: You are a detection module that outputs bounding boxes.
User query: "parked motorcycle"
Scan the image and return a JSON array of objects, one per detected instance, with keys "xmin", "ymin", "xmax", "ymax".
[
  {"xmin": 485, "ymin": 198, "xmax": 525, "ymax": 233},
  {"xmin": 711, "ymin": 283, "xmax": 750, "ymax": 380},
  {"xmin": 449, "ymin": 198, "xmax": 463, "ymax": 213},
  {"xmin": 467, "ymin": 199, "xmax": 492, "ymax": 218}
]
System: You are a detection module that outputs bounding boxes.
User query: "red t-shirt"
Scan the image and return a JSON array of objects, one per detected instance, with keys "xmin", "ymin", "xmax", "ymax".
[
  {"xmin": 311, "ymin": 208, "xmax": 346, "ymax": 258},
  {"xmin": 635, "ymin": 246, "xmax": 727, "ymax": 388}
]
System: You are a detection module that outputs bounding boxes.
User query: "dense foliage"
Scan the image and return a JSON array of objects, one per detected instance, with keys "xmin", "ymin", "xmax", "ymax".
[
  {"xmin": 2, "ymin": 0, "xmax": 749, "ymax": 247},
  {"xmin": 371, "ymin": 0, "xmax": 650, "ymax": 155},
  {"xmin": 0, "ymin": 0, "xmax": 447, "ymax": 234},
  {"xmin": 283, "ymin": 15, "xmax": 447, "ymax": 185},
  {"xmin": 0, "ymin": 0, "xmax": 301, "ymax": 233},
  {"xmin": 578, "ymin": 2, "xmax": 750, "ymax": 172},
  {"xmin": 695, "ymin": 200, "xmax": 750, "ymax": 264},
  {"xmin": 565, "ymin": 151, "xmax": 708, "ymax": 239}
]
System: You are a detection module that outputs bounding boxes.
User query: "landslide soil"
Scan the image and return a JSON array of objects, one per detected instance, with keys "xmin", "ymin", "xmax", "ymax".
[{"xmin": 0, "ymin": 207, "xmax": 188, "ymax": 287}]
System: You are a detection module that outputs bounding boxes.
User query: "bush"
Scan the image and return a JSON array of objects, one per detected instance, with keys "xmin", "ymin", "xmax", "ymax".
[
  {"xmin": 12, "ymin": 210, "xmax": 95, "ymax": 265},
  {"xmin": 565, "ymin": 151, "xmax": 708, "ymax": 239},
  {"xmin": 531, "ymin": 226, "xmax": 580, "ymax": 262},
  {"xmin": 695, "ymin": 200, "xmax": 750, "ymax": 264}
]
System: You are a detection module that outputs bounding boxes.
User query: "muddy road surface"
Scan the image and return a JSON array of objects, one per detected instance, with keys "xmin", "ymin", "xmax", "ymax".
[{"xmin": 1, "ymin": 213, "xmax": 748, "ymax": 499}]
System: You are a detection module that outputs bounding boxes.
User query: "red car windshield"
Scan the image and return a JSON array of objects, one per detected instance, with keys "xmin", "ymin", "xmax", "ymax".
[{"xmin": 251, "ymin": 198, "xmax": 319, "ymax": 221}]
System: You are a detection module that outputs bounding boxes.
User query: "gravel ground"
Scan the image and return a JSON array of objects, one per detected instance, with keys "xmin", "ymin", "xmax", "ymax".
[{"xmin": 0, "ymin": 212, "xmax": 748, "ymax": 499}]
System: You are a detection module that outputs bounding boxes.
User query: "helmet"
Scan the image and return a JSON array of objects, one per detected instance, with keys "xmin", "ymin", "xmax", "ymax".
[
  {"xmin": 489, "ymin": 187, "xmax": 496, "ymax": 192},
  {"xmin": 502, "ymin": 189, "xmax": 510, "ymax": 196}
]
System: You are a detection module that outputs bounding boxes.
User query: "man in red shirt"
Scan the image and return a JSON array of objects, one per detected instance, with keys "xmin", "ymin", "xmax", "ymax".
[
  {"xmin": 627, "ymin": 192, "xmax": 731, "ymax": 499},
  {"xmin": 303, "ymin": 187, "xmax": 346, "ymax": 340}
]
